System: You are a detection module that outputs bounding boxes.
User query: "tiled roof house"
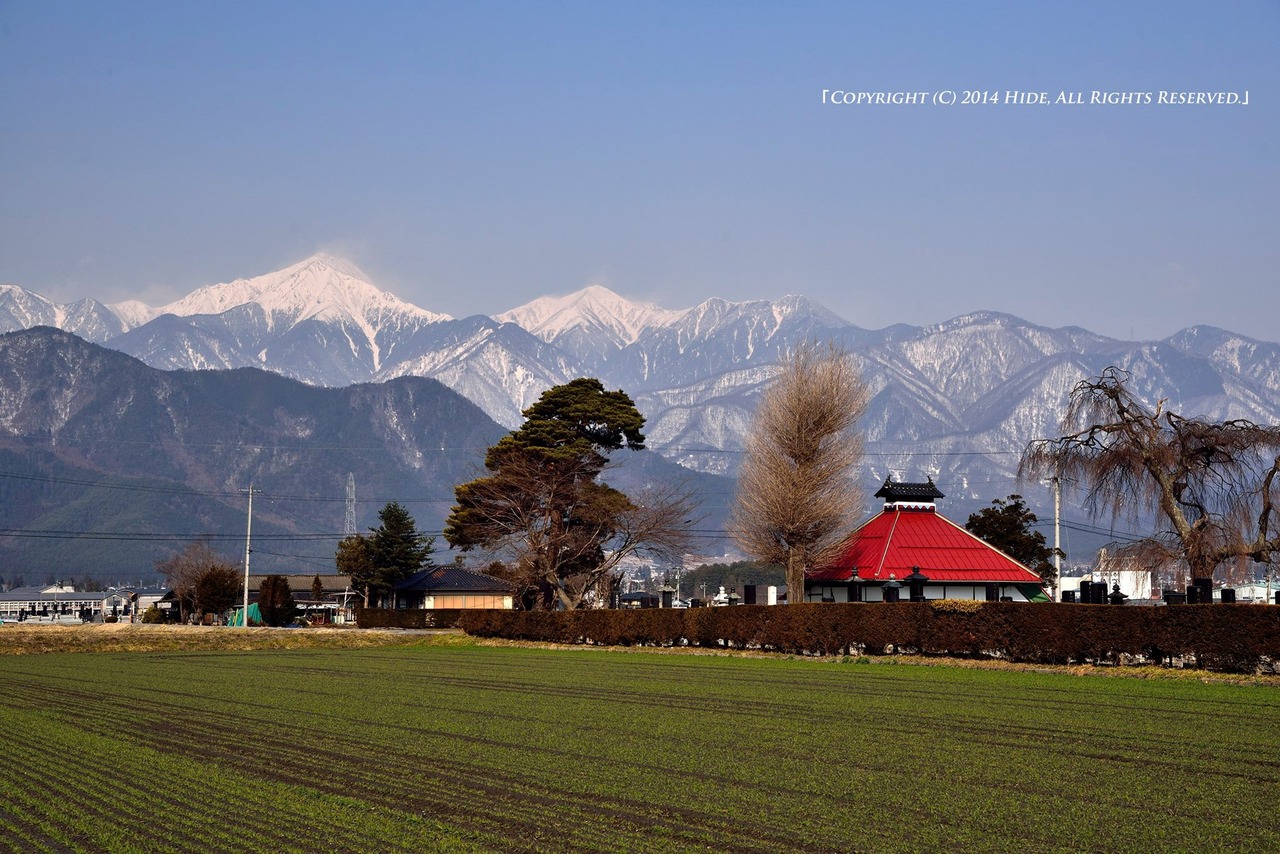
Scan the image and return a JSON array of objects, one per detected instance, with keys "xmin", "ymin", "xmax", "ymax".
[{"xmin": 394, "ymin": 566, "xmax": 514, "ymax": 610}]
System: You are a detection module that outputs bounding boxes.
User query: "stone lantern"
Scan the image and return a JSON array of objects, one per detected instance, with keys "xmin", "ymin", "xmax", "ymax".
[
  {"xmin": 905, "ymin": 566, "xmax": 929, "ymax": 602},
  {"xmin": 882, "ymin": 573, "xmax": 902, "ymax": 603}
]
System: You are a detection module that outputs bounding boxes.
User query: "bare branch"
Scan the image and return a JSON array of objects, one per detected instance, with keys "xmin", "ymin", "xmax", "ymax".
[
  {"xmin": 732, "ymin": 341, "xmax": 869, "ymax": 600},
  {"xmin": 1020, "ymin": 367, "xmax": 1280, "ymax": 579}
]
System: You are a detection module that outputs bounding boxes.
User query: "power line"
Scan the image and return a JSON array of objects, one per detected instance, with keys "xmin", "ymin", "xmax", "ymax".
[
  {"xmin": 0, "ymin": 469, "xmax": 452, "ymax": 505},
  {"xmin": 6, "ymin": 433, "xmax": 1028, "ymax": 458},
  {"xmin": 651, "ymin": 445, "xmax": 1025, "ymax": 458},
  {"xmin": 4, "ymin": 436, "xmax": 496, "ymax": 453},
  {"xmin": 251, "ymin": 548, "xmax": 336, "ymax": 569},
  {"xmin": 0, "ymin": 470, "xmax": 239, "ymax": 498},
  {"xmin": 0, "ymin": 529, "xmax": 342, "ymax": 543}
]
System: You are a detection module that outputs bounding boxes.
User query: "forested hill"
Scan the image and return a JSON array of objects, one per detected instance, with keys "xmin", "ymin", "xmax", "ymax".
[
  {"xmin": 0, "ymin": 327, "xmax": 733, "ymax": 582},
  {"xmin": 0, "ymin": 327, "xmax": 507, "ymax": 580}
]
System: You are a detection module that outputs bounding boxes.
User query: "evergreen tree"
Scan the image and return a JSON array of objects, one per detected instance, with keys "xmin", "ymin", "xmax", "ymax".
[
  {"xmin": 258, "ymin": 575, "xmax": 296, "ymax": 627},
  {"xmin": 366, "ymin": 502, "xmax": 433, "ymax": 605},
  {"xmin": 157, "ymin": 539, "xmax": 240, "ymax": 623},
  {"xmin": 336, "ymin": 533, "xmax": 377, "ymax": 607},
  {"xmin": 446, "ymin": 378, "xmax": 694, "ymax": 610},
  {"xmin": 965, "ymin": 495, "xmax": 1060, "ymax": 584},
  {"xmin": 194, "ymin": 565, "xmax": 241, "ymax": 620}
]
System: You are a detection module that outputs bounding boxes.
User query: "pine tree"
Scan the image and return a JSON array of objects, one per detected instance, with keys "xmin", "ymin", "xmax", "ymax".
[
  {"xmin": 445, "ymin": 378, "xmax": 693, "ymax": 610},
  {"xmin": 336, "ymin": 534, "xmax": 376, "ymax": 607},
  {"xmin": 366, "ymin": 502, "xmax": 433, "ymax": 606}
]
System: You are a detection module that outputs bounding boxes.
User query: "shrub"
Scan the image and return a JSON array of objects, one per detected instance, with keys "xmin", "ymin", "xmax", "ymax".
[
  {"xmin": 456, "ymin": 602, "xmax": 1280, "ymax": 673},
  {"xmin": 355, "ymin": 608, "xmax": 470, "ymax": 629}
]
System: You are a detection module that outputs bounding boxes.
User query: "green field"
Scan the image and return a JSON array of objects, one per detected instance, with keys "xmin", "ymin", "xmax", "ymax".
[{"xmin": 2, "ymin": 645, "xmax": 1278, "ymax": 852}]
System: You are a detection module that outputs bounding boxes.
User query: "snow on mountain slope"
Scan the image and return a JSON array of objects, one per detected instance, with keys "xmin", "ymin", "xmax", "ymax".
[
  {"xmin": 108, "ymin": 300, "xmax": 160, "ymax": 328},
  {"xmin": 375, "ymin": 317, "xmax": 582, "ymax": 427},
  {"xmin": 496, "ymin": 284, "xmax": 685, "ymax": 365},
  {"xmin": 0, "ymin": 284, "xmax": 60, "ymax": 331},
  {"xmin": 0, "ymin": 326, "xmax": 510, "ymax": 579},
  {"xmin": 607, "ymin": 293, "xmax": 857, "ymax": 390},
  {"xmin": 109, "ymin": 254, "xmax": 455, "ymax": 382},
  {"xmin": 107, "ymin": 313, "xmax": 254, "ymax": 372},
  {"xmin": 634, "ymin": 365, "xmax": 777, "ymax": 474},
  {"xmin": 0, "ymin": 285, "xmax": 128, "ymax": 343},
  {"xmin": 1167, "ymin": 326, "xmax": 1280, "ymax": 394},
  {"xmin": 9, "ymin": 255, "xmax": 1280, "ymax": 535},
  {"xmin": 160, "ymin": 254, "xmax": 449, "ymax": 352},
  {"xmin": 58, "ymin": 297, "xmax": 132, "ymax": 343},
  {"xmin": 890, "ymin": 312, "xmax": 1115, "ymax": 410},
  {"xmin": 669, "ymin": 294, "xmax": 850, "ymax": 349}
]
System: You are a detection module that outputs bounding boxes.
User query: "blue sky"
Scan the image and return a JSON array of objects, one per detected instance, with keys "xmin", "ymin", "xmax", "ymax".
[{"xmin": 1, "ymin": 1, "xmax": 1275, "ymax": 341}]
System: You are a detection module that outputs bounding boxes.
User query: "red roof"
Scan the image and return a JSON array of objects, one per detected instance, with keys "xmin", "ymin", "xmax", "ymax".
[{"xmin": 809, "ymin": 506, "xmax": 1045, "ymax": 584}]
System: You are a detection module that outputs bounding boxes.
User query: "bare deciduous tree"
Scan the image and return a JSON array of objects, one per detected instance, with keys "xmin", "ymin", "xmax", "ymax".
[
  {"xmin": 156, "ymin": 539, "xmax": 241, "ymax": 622},
  {"xmin": 732, "ymin": 342, "xmax": 870, "ymax": 602},
  {"xmin": 1020, "ymin": 367, "xmax": 1280, "ymax": 580}
]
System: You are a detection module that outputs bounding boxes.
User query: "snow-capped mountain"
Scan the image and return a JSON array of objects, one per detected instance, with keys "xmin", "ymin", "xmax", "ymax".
[
  {"xmin": 0, "ymin": 326, "xmax": 507, "ymax": 578},
  {"xmin": 606, "ymin": 295, "xmax": 854, "ymax": 390},
  {"xmin": 108, "ymin": 254, "xmax": 457, "ymax": 385},
  {"xmin": 496, "ymin": 284, "xmax": 685, "ymax": 365},
  {"xmin": 105, "ymin": 299, "xmax": 160, "ymax": 329},
  {"xmin": 159, "ymin": 254, "xmax": 449, "ymax": 334},
  {"xmin": 5, "ymin": 254, "xmax": 1280, "ymax": 528},
  {"xmin": 373, "ymin": 316, "xmax": 583, "ymax": 427},
  {"xmin": 0, "ymin": 326, "xmax": 734, "ymax": 579},
  {"xmin": 0, "ymin": 284, "xmax": 129, "ymax": 343}
]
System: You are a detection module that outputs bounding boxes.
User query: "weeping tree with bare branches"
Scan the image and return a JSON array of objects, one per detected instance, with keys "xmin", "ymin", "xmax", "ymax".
[
  {"xmin": 732, "ymin": 342, "xmax": 870, "ymax": 602},
  {"xmin": 445, "ymin": 378, "xmax": 698, "ymax": 610},
  {"xmin": 1020, "ymin": 366, "xmax": 1280, "ymax": 580}
]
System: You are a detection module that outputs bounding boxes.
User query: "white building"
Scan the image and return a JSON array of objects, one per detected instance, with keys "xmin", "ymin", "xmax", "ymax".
[{"xmin": 0, "ymin": 584, "xmax": 167, "ymax": 622}]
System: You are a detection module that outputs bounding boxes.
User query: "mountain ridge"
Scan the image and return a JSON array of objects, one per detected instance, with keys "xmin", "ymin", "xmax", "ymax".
[
  {"xmin": 0, "ymin": 326, "xmax": 736, "ymax": 581},
  {"xmin": 4, "ymin": 255, "xmax": 1278, "ymax": 524},
  {"xmin": 0, "ymin": 326, "xmax": 507, "ymax": 578}
]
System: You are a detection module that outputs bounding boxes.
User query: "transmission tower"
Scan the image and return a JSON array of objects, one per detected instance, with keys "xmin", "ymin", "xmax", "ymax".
[{"xmin": 344, "ymin": 473, "xmax": 356, "ymax": 536}]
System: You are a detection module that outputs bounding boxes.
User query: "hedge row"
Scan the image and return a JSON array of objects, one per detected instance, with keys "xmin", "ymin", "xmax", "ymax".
[
  {"xmin": 457, "ymin": 602, "xmax": 1280, "ymax": 673},
  {"xmin": 355, "ymin": 608, "xmax": 467, "ymax": 629}
]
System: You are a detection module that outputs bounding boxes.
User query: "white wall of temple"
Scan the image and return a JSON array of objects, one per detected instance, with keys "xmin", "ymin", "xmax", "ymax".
[{"xmin": 805, "ymin": 582, "xmax": 1036, "ymax": 603}]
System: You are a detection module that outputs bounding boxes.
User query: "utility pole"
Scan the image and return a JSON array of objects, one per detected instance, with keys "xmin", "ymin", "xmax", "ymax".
[
  {"xmin": 241, "ymin": 484, "xmax": 261, "ymax": 626},
  {"xmin": 1052, "ymin": 475, "xmax": 1062, "ymax": 602}
]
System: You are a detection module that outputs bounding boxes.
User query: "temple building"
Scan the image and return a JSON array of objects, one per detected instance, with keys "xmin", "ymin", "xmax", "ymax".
[{"xmin": 805, "ymin": 478, "xmax": 1049, "ymax": 603}]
